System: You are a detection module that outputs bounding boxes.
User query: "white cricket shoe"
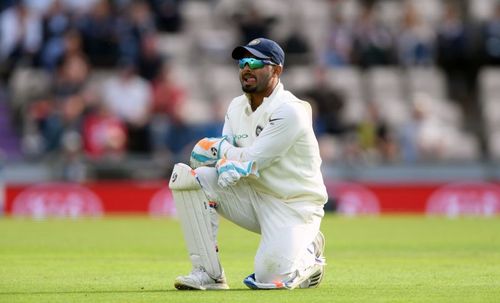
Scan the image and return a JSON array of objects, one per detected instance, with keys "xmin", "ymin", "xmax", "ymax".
[
  {"xmin": 174, "ymin": 268, "xmax": 229, "ymax": 290},
  {"xmin": 299, "ymin": 231, "xmax": 326, "ymax": 289}
]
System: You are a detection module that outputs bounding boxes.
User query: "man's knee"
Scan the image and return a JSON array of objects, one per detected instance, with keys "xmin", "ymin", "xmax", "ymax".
[{"xmin": 254, "ymin": 251, "xmax": 294, "ymax": 283}]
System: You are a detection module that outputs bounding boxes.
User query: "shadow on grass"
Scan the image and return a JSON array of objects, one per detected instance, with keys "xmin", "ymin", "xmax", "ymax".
[{"xmin": 0, "ymin": 288, "xmax": 257, "ymax": 296}]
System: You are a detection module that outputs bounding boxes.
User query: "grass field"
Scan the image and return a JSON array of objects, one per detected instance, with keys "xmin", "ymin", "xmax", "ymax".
[{"xmin": 1, "ymin": 215, "xmax": 499, "ymax": 303}]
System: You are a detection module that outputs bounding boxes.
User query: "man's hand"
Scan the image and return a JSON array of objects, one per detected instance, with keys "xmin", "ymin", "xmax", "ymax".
[
  {"xmin": 215, "ymin": 158, "xmax": 258, "ymax": 188},
  {"xmin": 190, "ymin": 137, "xmax": 232, "ymax": 168}
]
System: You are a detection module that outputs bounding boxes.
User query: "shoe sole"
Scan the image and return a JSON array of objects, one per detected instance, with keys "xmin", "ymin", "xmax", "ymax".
[
  {"xmin": 174, "ymin": 281, "xmax": 229, "ymax": 291},
  {"xmin": 174, "ymin": 282, "xmax": 202, "ymax": 290},
  {"xmin": 308, "ymin": 267, "xmax": 325, "ymax": 288}
]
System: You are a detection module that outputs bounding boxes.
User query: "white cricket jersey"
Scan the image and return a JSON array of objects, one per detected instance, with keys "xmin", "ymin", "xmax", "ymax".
[{"xmin": 223, "ymin": 82, "xmax": 328, "ymax": 205}]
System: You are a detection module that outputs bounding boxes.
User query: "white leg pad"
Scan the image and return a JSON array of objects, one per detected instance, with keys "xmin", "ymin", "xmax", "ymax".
[{"xmin": 169, "ymin": 163, "xmax": 223, "ymax": 279}]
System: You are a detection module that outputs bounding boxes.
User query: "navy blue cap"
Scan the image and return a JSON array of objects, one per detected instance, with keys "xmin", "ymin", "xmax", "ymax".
[{"xmin": 232, "ymin": 38, "xmax": 285, "ymax": 66}]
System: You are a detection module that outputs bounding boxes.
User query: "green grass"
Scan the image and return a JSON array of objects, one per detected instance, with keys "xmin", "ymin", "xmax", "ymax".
[{"xmin": 0, "ymin": 215, "xmax": 499, "ymax": 302}]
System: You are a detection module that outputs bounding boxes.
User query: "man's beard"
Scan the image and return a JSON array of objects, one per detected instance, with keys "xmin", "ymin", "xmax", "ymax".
[
  {"xmin": 241, "ymin": 74, "xmax": 270, "ymax": 93},
  {"xmin": 242, "ymin": 84, "xmax": 258, "ymax": 93}
]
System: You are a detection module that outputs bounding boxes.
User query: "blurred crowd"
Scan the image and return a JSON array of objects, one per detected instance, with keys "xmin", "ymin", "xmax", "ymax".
[
  {"xmin": 0, "ymin": 0, "xmax": 208, "ymax": 179},
  {"xmin": 1, "ymin": 0, "xmax": 500, "ymax": 180}
]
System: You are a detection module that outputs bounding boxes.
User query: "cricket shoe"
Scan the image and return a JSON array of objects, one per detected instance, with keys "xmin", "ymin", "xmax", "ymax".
[
  {"xmin": 174, "ymin": 268, "xmax": 229, "ymax": 290},
  {"xmin": 299, "ymin": 231, "xmax": 326, "ymax": 289},
  {"xmin": 313, "ymin": 230, "xmax": 326, "ymax": 260}
]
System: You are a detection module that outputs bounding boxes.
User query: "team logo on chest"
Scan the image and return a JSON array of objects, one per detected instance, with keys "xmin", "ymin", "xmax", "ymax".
[{"xmin": 255, "ymin": 125, "xmax": 263, "ymax": 136}]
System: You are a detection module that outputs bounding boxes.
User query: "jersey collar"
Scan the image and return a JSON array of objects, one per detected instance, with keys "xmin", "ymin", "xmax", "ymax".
[{"xmin": 264, "ymin": 81, "xmax": 283, "ymax": 101}]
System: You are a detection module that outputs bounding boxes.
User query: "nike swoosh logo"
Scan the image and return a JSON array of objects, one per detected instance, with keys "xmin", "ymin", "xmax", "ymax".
[{"xmin": 269, "ymin": 118, "xmax": 283, "ymax": 123}]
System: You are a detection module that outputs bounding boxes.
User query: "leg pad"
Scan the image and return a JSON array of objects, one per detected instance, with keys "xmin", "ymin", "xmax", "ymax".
[{"xmin": 170, "ymin": 163, "xmax": 222, "ymax": 279}]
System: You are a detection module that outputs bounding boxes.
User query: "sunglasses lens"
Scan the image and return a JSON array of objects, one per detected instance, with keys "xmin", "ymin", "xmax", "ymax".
[{"xmin": 239, "ymin": 58, "xmax": 265, "ymax": 69}]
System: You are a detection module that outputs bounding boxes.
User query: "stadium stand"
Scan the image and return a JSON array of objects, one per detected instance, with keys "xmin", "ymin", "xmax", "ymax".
[{"xmin": 0, "ymin": 0, "xmax": 499, "ymax": 182}]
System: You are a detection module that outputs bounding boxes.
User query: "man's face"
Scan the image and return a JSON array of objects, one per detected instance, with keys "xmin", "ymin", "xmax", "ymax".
[{"xmin": 239, "ymin": 57, "xmax": 275, "ymax": 94}]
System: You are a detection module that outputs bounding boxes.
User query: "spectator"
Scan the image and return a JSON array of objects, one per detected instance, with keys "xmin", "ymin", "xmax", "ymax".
[
  {"xmin": 232, "ymin": 2, "xmax": 277, "ymax": 44},
  {"xmin": 0, "ymin": 1, "xmax": 17, "ymax": 13},
  {"xmin": 147, "ymin": 0, "xmax": 184, "ymax": 32},
  {"xmin": 356, "ymin": 102, "xmax": 398, "ymax": 163},
  {"xmin": 482, "ymin": 3, "xmax": 500, "ymax": 65},
  {"xmin": 39, "ymin": 0, "xmax": 73, "ymax": 70},
  {"xmin": 101, "ymin": 59, "xmax": 153, "ymax": 154},
  {"xmin": 0, "ymin": 1, "xmax": 42, "ymax": 80},
  {"xmin": 282, "ymin": 26, "xmax": 312, "ymax": 66},
  {"xmin": 436, "ymin": 2, "xmax": 468, "ymax": 103},
  {"xmin": 398, "ymin": 95, "xmax": 446, "ymax": 162},
  {"xmin": 397, "ymin": 3, "xmax": 435, "ymax": 66},
  {"xmin": 301, "ymin": 67, "xmax": 347, "ymax": 136},
  {"xmin": 27, "ymin": 53, "xmax": 90, "ymax": 153},
  {"xmin": 78, "ymin": 0, "xmax": 119, "ymax": 67},
  {"xmin": 117, "ymin": 0, "xmax": 156, "ymax": 63},
  {"xmin": 82, "ymin": 102, "xmax": 127, "ymax": 160},
  {"xmin": 322, "ymin": 10, "xmax": 354, "ymax": 66},
  {"xmin": 41, "ymin": 28, "xmax": 84, "ymax": 72},
  {"xmin": 352, "ymin": 3, "xmax": 396, "ymax": 68},
  {"xmin": 436, "ymin": 2, "xmax": 483, "ymax": 131},
  {"xmin": 61, "ymin": 29, "xmax": 85, "ymax": 62},
  {"xmin": 62, "ymin": 0, "xmax": 99, "ymax": 15},
  {"xmin": 150, "ymin": 61, "xmax": 186, "ymax": 154},
  {"xmin": 137, "ymin": 33, "xmax": 165, "ymax": 81}
]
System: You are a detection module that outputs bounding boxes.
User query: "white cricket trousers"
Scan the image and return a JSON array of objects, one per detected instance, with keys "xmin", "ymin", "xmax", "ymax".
[{"xmin": 195, "ymin": 166, "xmax": 324, "ymax": 283}]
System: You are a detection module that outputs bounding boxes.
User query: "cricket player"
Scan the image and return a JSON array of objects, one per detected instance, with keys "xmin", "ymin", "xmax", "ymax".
[{"xmin": 169, "ymin": 38, "xmax": 328, "ymax": 290}]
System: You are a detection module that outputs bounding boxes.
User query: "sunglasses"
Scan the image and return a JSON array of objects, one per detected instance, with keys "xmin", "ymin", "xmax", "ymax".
[{"xmin": 238, "ymin": 57, "xmax": 276, "ymax": 69}]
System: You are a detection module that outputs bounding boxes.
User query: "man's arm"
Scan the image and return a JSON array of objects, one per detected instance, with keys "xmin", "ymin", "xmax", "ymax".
[{"xmin": 190, "ymin": 102, "xmax": 310, "ymax": 172}]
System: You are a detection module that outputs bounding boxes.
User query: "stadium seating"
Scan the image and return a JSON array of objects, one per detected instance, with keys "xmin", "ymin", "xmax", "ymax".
[{"xmin": 1, "ymin": 0, "xmax": 499, "ymax": 170}]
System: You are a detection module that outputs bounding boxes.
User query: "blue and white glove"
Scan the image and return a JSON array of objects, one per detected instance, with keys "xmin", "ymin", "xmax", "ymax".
[
  {"xmin": 190, "ymin": 136, "xmax": 232, "ymax": 168},
  {"xmin": 215, "ymin": 158, "xmax": 258, "ymax": 188}
]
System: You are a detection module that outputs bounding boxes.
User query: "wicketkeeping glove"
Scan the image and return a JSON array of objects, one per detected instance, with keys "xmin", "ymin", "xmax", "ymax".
[
  {"xmin": 190, "ymin": 136, "xmax": 232, "ymax": 168},
  {"xmin": 215, "ymin": 158, "xmax": 258, "ymax": 188}
]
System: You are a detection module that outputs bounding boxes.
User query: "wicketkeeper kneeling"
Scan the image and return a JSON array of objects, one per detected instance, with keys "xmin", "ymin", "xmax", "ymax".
[{"xmin": 170, "ymin": 38, "xmax": 328, "ymax": 290}]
